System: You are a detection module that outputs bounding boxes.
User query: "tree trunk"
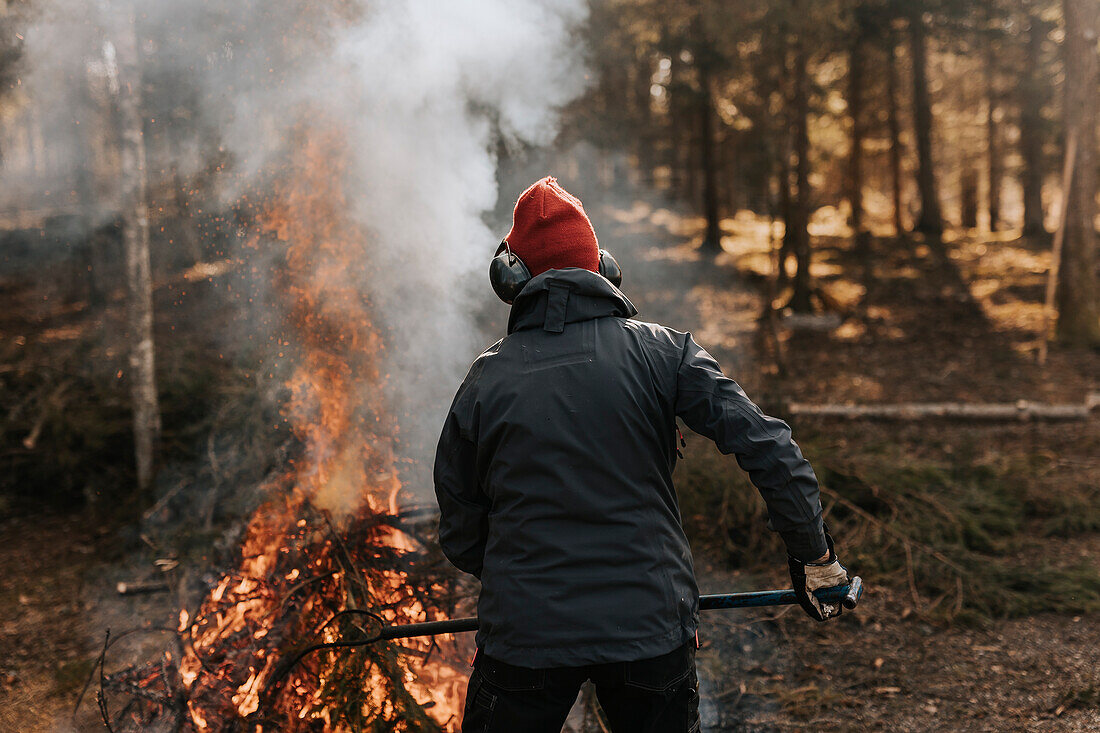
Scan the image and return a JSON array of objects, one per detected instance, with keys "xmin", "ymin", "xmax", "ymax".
[
  {"xmin": 887, "ymin": 36, "xmax": 905, "ymax": 235},
  {"xmin": 985, "ymin": 35, "xmax": 1002, "ymax": 232},
  {"xmin": 633, "ymin": 59, "xmax": 654, "ymax": 184},
  {"xmin": 778, "ymin": 136, "xmax": 795, "ymax": 283},
  {"xmin": 848, "ymin": 34, "xmax": 867, "ymax": 256},
  {"xmin": 777, "ymin": 39, "xmax": 796, "ymax": 282},
  {"xmin": 1056, "ymin": 0, "xmax": 1100, "ymax": 345},
  {"xmin": 907, "ymin": 6, "xmax": 943, "ymax": 238},
  {"xmin": 961, "ymin": 166, "xmax": 979, "ymax": 229},
  {"xmin": 790, "ymin": 37, "xmax": 813, "ymax": 313},
  {"xmin": 111, "ymin": 4, "xmax": 161, "ymax": 490},
  {"xmin": 1020, "ymin": 15, "xmax": 1047, "ymax": 237},
  {"xmin": 698, "ymin": 63, "xmax": 722, "ymax": 255}
]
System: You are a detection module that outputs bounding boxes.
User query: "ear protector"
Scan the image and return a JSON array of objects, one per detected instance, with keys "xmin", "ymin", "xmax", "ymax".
[{"xmin": 489, "ymin": 241, "xmax": 623, "ymax": 304}]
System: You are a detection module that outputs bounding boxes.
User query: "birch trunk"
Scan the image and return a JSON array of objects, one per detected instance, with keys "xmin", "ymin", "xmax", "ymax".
[{"xmin": 110, "ymin": 3, "xmax": 161, "ymax": 489}]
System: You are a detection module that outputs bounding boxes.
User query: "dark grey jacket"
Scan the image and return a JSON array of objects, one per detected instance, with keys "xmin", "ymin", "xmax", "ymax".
[{"xmin": 434, "ymin": 268, "xmax": 826, "ymax": 668}]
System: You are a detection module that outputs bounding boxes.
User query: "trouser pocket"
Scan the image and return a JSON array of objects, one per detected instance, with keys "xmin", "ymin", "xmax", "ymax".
[
  {"xmin": 461, "ymin": 669, "xmax": 497, "ymax": 732},
  {"xmin": 461, "ymin": 653, "xmax": 581, "ymax": 733},
  {"xmin": 595, "ymin": 642, "xmax": 701, "ymax": 733},
  {"xmin": 623, "ymin": 642, "xmax": 694, "ymax": 693}
]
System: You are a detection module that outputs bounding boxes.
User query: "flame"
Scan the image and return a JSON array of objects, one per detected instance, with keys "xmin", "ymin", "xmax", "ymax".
[{"xmin": 107, "ymin": 128, "xmax": 467, "ymax": 731}]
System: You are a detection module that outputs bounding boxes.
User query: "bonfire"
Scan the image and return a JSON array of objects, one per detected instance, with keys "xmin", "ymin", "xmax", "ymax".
[{"xmin": 94, "ymin": 130, "xmax": 469, "ymax": 732}]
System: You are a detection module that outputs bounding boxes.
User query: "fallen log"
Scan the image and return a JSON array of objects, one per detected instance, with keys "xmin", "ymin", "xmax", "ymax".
[{"xmin": 787, "ymin": 393, "xmax": 1100, "ymax": 421}]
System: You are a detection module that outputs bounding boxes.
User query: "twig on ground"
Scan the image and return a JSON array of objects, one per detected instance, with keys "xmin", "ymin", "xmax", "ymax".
[
  {"xmin": 74, "ymin": 626, "xmax": 178, "ymax": 722},
  {"xmin": 903, "ymin": 542, "xmax": 921, "ymax": 612},
  {"xmin": 818, "ymin": 484, "xmax": 965, "ymax": 576},
  {"xmin": 95, "ymin": 630, "xmax": 114, "ymax": 732},
  {"xmin": 22, "ymin": 378, "xmax": 73, "ymax": 449},
  {"xmin": 116, "ymin": 580, "xmax": 170, "ymax": 595},
  {"xmin": 142, "ymin": 479, "xmax": 189, "ymax": 522}
]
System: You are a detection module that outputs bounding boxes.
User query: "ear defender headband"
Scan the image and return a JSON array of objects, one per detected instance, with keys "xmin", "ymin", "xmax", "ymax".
[{"xmin": 489, "ymin": 240, "xmax": 623, "ymax": 304}]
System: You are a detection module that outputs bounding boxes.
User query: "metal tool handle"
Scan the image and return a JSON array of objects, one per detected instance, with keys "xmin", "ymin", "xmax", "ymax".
[
  {"xmin": 700, "ymin": 576, "xmax": 863, "ymax": 611},
  {"xmin": 378, "ymin": 616, "xmax": 478, "ymax": 639},
  {"xmin": 372, "ymin": 577, "xmax": 864, "ymax": 641},
  {"xmin": 842, "ymin": 576, "xmax": 863, "ymax": 609}
]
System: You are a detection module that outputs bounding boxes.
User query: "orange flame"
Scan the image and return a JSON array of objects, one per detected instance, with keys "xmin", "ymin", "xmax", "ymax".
[{"xmin": 166, "ymin": 127, "xmax": 467, "ymax": 732}]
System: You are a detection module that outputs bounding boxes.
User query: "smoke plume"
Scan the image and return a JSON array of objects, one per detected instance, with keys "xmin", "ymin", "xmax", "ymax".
[
  {"xmin": 331, "ymin": 0, "xmax": 590, "ymax": 468},
  {"xmin": 3, "ymin": 0, "xmax": 590, "ymax": 495}
]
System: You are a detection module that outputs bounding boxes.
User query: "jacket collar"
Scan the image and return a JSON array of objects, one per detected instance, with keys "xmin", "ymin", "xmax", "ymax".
[{"xmin": 507, "ymin": 268, "xmax": 637, "ymax": 334}]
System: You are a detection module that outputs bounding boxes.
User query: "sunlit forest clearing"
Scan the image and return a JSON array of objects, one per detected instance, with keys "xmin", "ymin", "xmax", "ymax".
[{"xmin": 1, "ymin": 0, "xmax": 1099, "ymax": 731}]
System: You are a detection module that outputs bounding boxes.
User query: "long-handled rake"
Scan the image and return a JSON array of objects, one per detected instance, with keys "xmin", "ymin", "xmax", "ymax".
[
  {"xmin": 270, "ymin": 577, "xmax": 863, "ymax": 692},
  {"xmin": 371, "ymin": 576, "xmax": 864, "ymax": 642}
]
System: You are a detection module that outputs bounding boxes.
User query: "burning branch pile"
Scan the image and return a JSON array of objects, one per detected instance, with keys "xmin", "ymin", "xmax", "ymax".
[{"xmin": 97, "ymin": 130, "xmax": 468, "ymax": 732}]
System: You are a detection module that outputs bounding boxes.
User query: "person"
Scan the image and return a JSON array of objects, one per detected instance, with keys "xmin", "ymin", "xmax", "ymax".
[{"xmin": 434, "ymin": 176, "xmax": 849, "ymax": 733}]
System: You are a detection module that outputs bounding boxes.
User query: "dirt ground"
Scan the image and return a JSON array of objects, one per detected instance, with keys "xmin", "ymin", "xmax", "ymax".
[
  {"xmin": 1, "ymin": 202, "xmax": 1098, "ymax": 731},
  {"xmin": 693, "ymin": 561, "xmax": 1100, "ymax": 732},
  {"xmin": 0, "ymin": 514, "xmax": 103, "ymax": 732},
  {"xmin": 609, "ymin": 202, "xmax": 1100, "ymax": 732}
]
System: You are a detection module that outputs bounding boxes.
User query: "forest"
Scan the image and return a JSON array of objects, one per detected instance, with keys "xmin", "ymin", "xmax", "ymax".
[{"xmin": 0, "ymin": 0, "xmax": 1098, "ymax": 731}]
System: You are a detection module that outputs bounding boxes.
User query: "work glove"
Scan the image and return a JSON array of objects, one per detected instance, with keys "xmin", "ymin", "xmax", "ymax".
[{"xmin": 788, "ymin": 530, "xmax": 849, "ymax": 622}]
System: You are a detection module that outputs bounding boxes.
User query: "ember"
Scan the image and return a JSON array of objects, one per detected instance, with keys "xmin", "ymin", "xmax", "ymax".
[{"xmin": 98, "ymin": 130, "xmax": 469, "ymax": 732}]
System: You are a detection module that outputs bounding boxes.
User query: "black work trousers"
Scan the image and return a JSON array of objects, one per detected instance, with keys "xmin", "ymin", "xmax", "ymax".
[{"xmin": 461, "ymin": 642, "xmax": 700, "ymax": 733}]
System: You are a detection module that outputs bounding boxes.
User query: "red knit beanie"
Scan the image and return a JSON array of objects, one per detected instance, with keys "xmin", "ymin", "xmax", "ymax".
[{"xmin": 505, "ymin": 176, "xmax": 599, "ymax": 277}]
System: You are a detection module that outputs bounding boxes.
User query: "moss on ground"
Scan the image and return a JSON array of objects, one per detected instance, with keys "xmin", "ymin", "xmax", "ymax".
[{"xmin": 675, "ymin": 431, "xmax": 1100, "ymax": 623}]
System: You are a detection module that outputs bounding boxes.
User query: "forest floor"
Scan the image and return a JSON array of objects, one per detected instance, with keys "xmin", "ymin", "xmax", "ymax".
[
  {"xmin": 1, "ymin": 201, "xmax": 1098, "ymax": 732},
  {"xmin": 604, "ymin": 201, "xmax": 1100, "ymax": 732}
]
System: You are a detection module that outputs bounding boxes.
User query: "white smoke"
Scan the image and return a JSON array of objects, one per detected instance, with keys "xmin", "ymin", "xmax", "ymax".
[
  {"xmin": 329, "ymin": 0, "xmax": 590, "ymax": 466},
  {"xmin": 3, "ymin": 0, "xmax": 590, "ymax": 490}
]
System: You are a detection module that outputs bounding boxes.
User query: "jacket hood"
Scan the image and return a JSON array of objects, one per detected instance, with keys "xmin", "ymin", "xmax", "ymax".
[{"xmin": 507, "ymin": 267, "xmax": 637, "ymax": 334}]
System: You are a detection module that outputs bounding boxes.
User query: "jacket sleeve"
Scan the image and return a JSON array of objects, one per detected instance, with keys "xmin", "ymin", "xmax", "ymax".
[
  {"xmin": 434, "ymin": 390, "xmax": 490, "ymax": 579},
  {"xmin": 674, "ymin": 333, "xmax": 828, "ymax": 561}
]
